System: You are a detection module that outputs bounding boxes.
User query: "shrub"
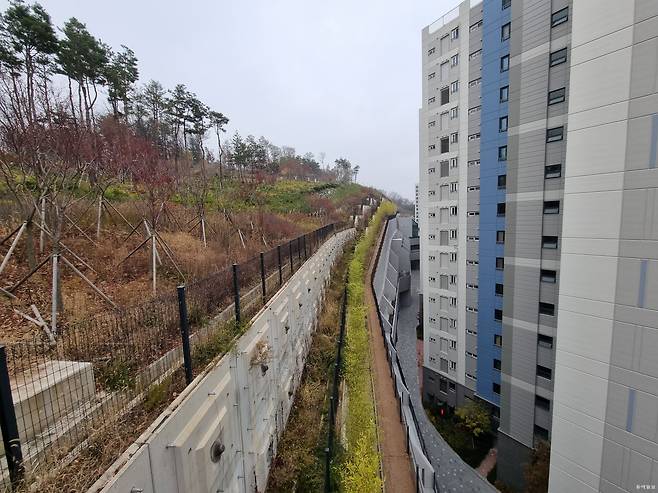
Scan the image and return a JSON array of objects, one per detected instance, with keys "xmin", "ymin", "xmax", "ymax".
[{"xmin": 340, "ymin": 200, "xmax": 395, "ymax": 492}]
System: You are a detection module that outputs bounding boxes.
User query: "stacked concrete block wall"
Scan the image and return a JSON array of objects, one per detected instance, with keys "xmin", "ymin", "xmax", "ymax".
[{"xmin": 88, "ymin": 228, "xmax": 354, "ymax": 493}]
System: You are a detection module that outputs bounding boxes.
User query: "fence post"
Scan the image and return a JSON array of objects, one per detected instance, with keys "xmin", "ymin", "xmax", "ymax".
[
  {"xmin": 289, "ymin": 241, "xmax": 294, "ymax": 273},
  {"xmin": 260, "ymin": 252, "xmax": 266, "ymax": 304},
  {"xmin": 277, "ymin": 245, "xmax": 283, "ymax": 286},
  {"xmin": 297, "ymin": 237, "xmax": 302, "ymax": 262},
  {"xmin": 0, "ymin": 346, "xmax": 24, "ymax": 490},
  {"xmin": 303, "ymin": 235, "xmax": 307, "ymax": 259},
  {"xmin": 232, "ymin": 263, "xmax": 241, "ymax": 325},
  {"xmin": 177, "ymin": 286, "xmax": 193, "ymax": 385}
]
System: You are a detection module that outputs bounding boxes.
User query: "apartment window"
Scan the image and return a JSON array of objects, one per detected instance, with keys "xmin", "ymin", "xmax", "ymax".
[
  {"xmin": 498, "ymin": 145, "xmax": 508, "ymax": 161},
  {"xmin": 449, "ymin": 382, "xmax": 456, "ymax": 392},
  {"xmin": 493, "ymin": 359, "xmax": 501, "ymax": 371},
  {"xmin": 502, "ymin": 0, "xmax": 511, "ymax": 9},
  {"xmin": 441, "ymin": 137, "xmax": 450, "ymax": 153},
  {"xmin": 441, "ymin": 86, "xmax": 449, "ymax": 105},
  {"xmin": 542, "ymin": 236, "xmax": 558, "ymax": 249},
  {"xmin": 450, "ymin": 157, "xmax": 458, "ymax": 168},
  {"xmin": 495, "ymin": 283, "xmax": 504, "ymax": 296},
  {"xmin": 449, "ymin": 229, "xmax": 458, "ymax": 239},
  {"xmin": 450, "ymin": 106, "xmax": 459, "ymax": 119},
  {"xmin": 494, "ymin": 309, "xmax": 503, "ymax": 321},
  {"xmin": 440, "ymin": 61, "xmax": 449, "ymax": 79},
  {"xmin": 450, "ymin": 340, "xmax": 457, "ymax": 350},
  {"xmin": 440, "ymin": 111, "xmax": 449, "ymax": 129},
  {"xmin": 536, "ymin": 395, "xmax": 551, "ymax": 411},
  {"xmin": 470, "ymin": 20, "xmax": 482, "ymax": 31},
  {"xmin": 468, "ymin": 106, "xmax": 481, "ymax": 115},
  {"xmin": 545, "ymin": 164, "xmax": 562, "ymax": 178},
  {"xmin": 451, "ymin": 54, "xmax": 459, "ymax": 67},
  {"xmin": 469, "ymin": 49, "xmax": 482, "ymax": 60},
  {"xmin": 440, "ymin": 35, "xmax": 449, "ymax": 53},
  {"xmin": 550, "ymin": 48, "xmax": 568, "ymax": 67},
  {"xmin": 496, "ymin": 257, "xmax": 504, "ymax": 270},
  {"xmin": 468, "ymin": 133, "xmax": 480, "ymax": 141},
  {"xmin": 501, "ymin": 22, "xmax": 511, "ymax": 41},
  {"xmin": 466, "ymin": 351, "xmax": 477, "ymax": 359},
  {"xmin": 428, "ymin": 72, "xmax": 436, "ymax": 80},
  {"xmin": 539, "ymin": 302, "xmax": 555, "ymax": 316},
  {"xmin": 450, "ymin": 252, "xmax": 457, "ymax": 262},
  {"xmin": 440, "ymin": 231, "xmax": 449, "ymax": 245},
  {"xmin": 428, "ymin": 47, "xmax": 436, "ymax": 56},
  {"xmin": 493, "ymin": 382, "xmax": 501, "ymax": 395},
  {"xmin": 548, "ymin": 87, "xmax": 566, "ymax": 105},
  {"xmin": 450, "ymin": 182, "xmax": 458, "ymax": 192},
  {"xmin": 546, "ymin": 126, "xmax": 564, "ymax": 142},
  {"xmin": 499, "ymin": 116, "xmax": 508, "ymax": 132},
  {"xmin": 450, "ymin": 296, "xmax": 457, "ymax": 306},
  {"xmin": 496, "ymin": 230, "xmax": 505, "ymax": 244},
  {"xmin": 450, "ymin": 80, "xmax": 459, "ymax": 93},
  {"xmin": 440, "ymin": 161, "xmax": 450, "ymax": 177},
  {"xmin": 498, "ymin": 175, "xmax": 507, "ymax": 189},
  {"xmin": 468, "ymin": 77, "xmax": 481, "ymax": 87},
  {"xmin": 494, "ymin": 334, "xmax": 502, "ymax": 347},
  {"xmin": 551, "ymin": 7, "xmax": 569, "ymax": 28},
  {"xmin": 500, "ymin": 55, "xmax": 510, "ymax": 72},
  {"xmin": 428, "ymin": 120, "xmax": 436, "ymax": 128},
  {"xmin": 497, "ymin": 203, "xmax": 506, "ymax": 216},
  {"xmin": 541, "ymin": 269, "xmax": 557, "ymax": 283},
  {"xmin": 544, "ymin": 201, "xmax": 560, "ymax": 215},
  {"xmin": 440, "ymin": 358, "xmax": 449, "ymax": 372},
  {"xmin": 439, "ymin": 379, "xmax": 448, "ymax": 393},
  {"xmin": 450, "ymin": 132, "xmax": 458, "ymax": 144},
  {"xmin": 450, "ymin": 206, "xmax": 458, "ymax": 215},
  {"xmin": 440, "ymin": 275, "xmax": 449, "ymax": 289},
  {"xmin": 537, "ymin": 365, "xmax": 552, "ymax": 380},
  {"xmin": 451, "ymin": 26, "xmax": 459, "ymax": 40},
  {"xmin": 450, "ymin": 360, "xmax": 457, "ymax": 370},
  {"xmin": 428, "ymin": 144, "xmax": 436, "ymax": 151},
  {"xmin": 500, "ymin": 85, "xmax": 509, "ymax": 103},
  {"xmin": 466, "ymin": 373, "xmax": 477, "ymax": 381},
  {"xmin": 538, "ymin": 334, "xmax": 554, "ymax": 349},
  {"xmin": 534, "ymin": 425, "xmax": 549, "ymax": 441},
  {"xmin": 429, "ymin": 96, "xmax": 436, "ymax": 104}
]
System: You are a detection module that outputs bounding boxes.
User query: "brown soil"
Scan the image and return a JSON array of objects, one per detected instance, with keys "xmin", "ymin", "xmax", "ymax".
[{"xmin": 366, "ymin": 225, "xmax": 415, "ymax": 492}]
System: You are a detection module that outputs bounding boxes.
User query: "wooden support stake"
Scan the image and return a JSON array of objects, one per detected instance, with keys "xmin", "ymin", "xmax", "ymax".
[
  {"xmin": 61, "ymin": 255, "xmax": 118, "ymax": 310},
  {"xmin": 151, "ymin": 234, "xmax": 157, "ymax": 296},
  {"xmin": 0, "ymin": 222, "xmax": 26, "ymax": 277},
  {"xmin": 39, "ymin": 198, "xmax": 46, "ymax": 254},
  {"xmin": 51, "ymin": 254, "xmax": 59, "ymax": 336}
]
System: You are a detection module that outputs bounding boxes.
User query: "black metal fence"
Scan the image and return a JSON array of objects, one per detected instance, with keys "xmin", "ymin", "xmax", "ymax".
[
  {"xmin": 0, "ymin": 221, "xmax": 344, "ymax": 489},
  {"xmin": 324, "ymin": 276, "xmax": 348, "ymax": 493}
]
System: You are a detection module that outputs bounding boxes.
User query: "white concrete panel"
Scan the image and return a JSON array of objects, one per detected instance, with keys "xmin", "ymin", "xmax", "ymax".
[
  {"xmin": 554, "ymin": 310, "xmax": 613, "ymax": 366},
  {"xmin": 562, "ymin": 190, "xmax": 623, "ymax": 239},
  {"xmin": 565, "ymin": 120, "xmax": 628, "ymax": 177},
  {"xmin": 571, "ymin": 0, "xmax": 634, "ymax": 50},
  {"xmin": 559, "ymin": 254, "xmax": 619, "ymax": 303}
]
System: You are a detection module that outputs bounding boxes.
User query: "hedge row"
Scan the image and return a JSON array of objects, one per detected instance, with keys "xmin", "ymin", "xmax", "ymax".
[{"xmin": 340, "ymin": 200, "xmax": 396, "ymax": 492}]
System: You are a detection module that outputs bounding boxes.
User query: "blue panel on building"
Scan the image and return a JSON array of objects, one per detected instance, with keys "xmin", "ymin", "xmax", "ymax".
[{"xmin": 475, "ymin": 0, "xmax": 510, "ymax": 407}]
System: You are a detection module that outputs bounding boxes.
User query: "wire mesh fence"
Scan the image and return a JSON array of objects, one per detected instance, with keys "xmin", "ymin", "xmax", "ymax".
[{"xmin": 0, "ymin": 221, "xmax": 345, "ymax": 490}]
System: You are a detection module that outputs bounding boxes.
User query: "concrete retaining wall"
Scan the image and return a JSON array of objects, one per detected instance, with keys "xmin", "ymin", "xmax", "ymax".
[{"xmin": 88, "ymin": 229, "xmax": 354, "ymax": 493}]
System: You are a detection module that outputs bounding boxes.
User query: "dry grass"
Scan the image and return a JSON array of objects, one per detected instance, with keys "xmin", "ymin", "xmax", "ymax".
[{"xmin": 16, "ymin": 368, "xmax": 187, "ymax": 493}]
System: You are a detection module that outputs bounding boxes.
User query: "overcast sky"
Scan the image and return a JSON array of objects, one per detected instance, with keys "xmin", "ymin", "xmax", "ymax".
[{"xmin": 2, "ymin": 0, "xmax": 458, "ymax": 199}]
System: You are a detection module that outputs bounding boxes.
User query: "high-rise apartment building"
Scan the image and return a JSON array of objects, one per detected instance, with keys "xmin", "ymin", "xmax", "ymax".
[
  {"xmin": 495, "ymin": 0, "xmax": 573, "ymax": 488},
  {"xmin": 420, "ymin": 1, "xmax": 657, "ymax": 491},
  {"xmin": 419, "ymin": 0, "xmax": 483, "ymax": 408},
  {"xmin": 549, "ymin": 1, "xmax": 658, "ymax": 492}
]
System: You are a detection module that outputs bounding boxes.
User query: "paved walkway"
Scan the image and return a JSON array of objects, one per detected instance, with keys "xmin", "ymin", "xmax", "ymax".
[
  {"xmin": 366, "ymin": 226, "xmax": 416, "ymax": 492},
  {"xmin": 388, "ymin": 219, "xmax": 496, "ymax": 493}
]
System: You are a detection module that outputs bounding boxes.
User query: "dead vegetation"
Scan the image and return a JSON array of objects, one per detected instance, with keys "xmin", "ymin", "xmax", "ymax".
[{"xmin": 266, "ymin": 238, "xmax": 353, "ymax": 492}]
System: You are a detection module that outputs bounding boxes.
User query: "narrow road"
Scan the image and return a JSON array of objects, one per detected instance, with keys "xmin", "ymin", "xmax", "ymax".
[{"xmin": 366, "ymin": 226, "xmax": 416, "ymax": 492}]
